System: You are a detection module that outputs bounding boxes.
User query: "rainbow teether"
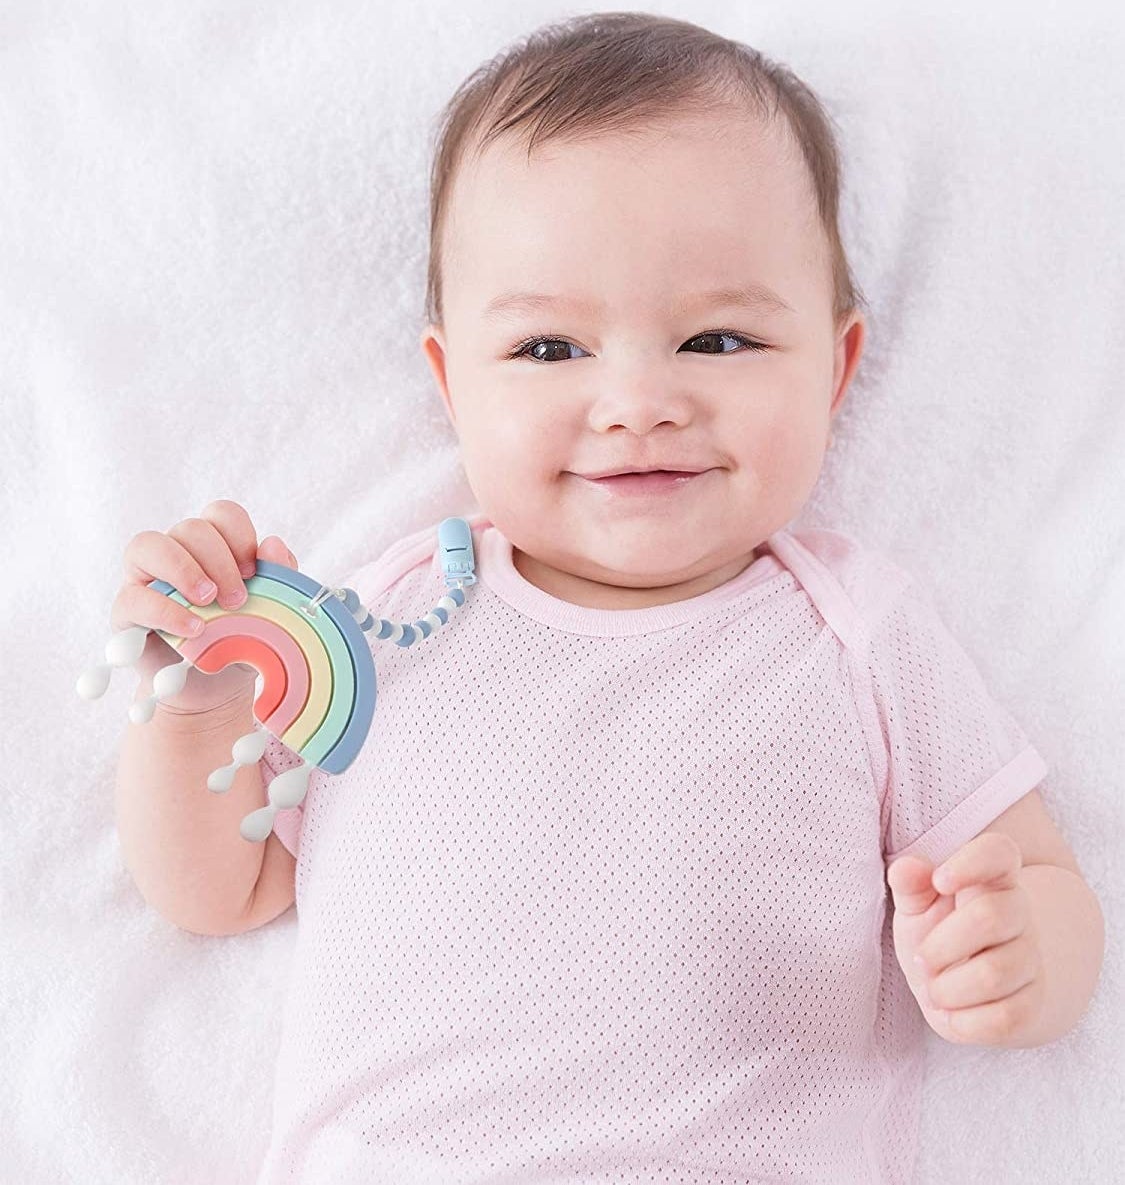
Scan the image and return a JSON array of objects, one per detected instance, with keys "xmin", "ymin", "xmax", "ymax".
[
  {"xmin": 151, "ymin": 560, "xmax": 376, "ymax": 775},
  {"xmin": 78, "ymin": 517, "xmax": 477, "ymax": 842}
]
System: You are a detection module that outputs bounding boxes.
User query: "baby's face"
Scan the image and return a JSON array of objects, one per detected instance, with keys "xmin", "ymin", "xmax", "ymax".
[{"xmin": 420, "ymin": 107, "xmax": 865, "ymax": 609}]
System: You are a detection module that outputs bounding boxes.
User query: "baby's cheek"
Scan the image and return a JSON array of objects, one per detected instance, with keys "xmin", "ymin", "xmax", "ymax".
[
  {"xmin": 455, "ymin": 439, "xmax": 553, "ymax": 536},
  {"xmin": 749, "ymin": 403, "xmax": 829, "ymax": 500}
]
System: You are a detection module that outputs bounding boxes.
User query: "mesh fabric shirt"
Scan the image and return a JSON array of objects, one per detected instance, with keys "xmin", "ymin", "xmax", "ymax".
[{"xmin": 254, "ymin": 516, "xmax": 1047, "ymax": 1184}]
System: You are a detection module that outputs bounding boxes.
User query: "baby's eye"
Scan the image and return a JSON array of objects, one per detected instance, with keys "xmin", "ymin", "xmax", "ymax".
[
  {"xmin": 682, "ymin": 331, "xmax": 770, "ymax": 356},
  {"xmin": 507, "ymin": 337, "xmax": 589, "ymax": 363},
  {"xmin": 506, "ymin": 330, "xmax": 770, "ymax": 363}
]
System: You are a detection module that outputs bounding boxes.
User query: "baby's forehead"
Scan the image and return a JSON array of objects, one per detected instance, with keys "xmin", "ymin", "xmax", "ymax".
[
  {"xmin": 466, "ymin": 107, "xmax": 789, "ymax": 178},
  {"xmin": 492, "ymin": 123, "xmax": 803, "ymax": 217},
  {"xmin": 452, "ymin": 121, "xmax": 814, "ymax": 242},
  {"xmin": 438, "ymin": 113, "xmax": 826, "ymax": 315}
]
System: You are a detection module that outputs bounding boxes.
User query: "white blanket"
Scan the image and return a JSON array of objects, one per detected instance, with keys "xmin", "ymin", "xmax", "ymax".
[{"xmin": 5, "ymin": 1, "xmax": 1120, "ymax": 1180}]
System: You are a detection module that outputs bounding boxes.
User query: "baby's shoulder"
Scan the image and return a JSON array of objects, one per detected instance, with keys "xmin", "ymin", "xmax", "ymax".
[
  {"xmin": 345, "ymin": 520, "xmax": 448, "ymax": 603},
  {"xmin": 775, "ymin": 524, "xmax": 918, "ymax": 648}
]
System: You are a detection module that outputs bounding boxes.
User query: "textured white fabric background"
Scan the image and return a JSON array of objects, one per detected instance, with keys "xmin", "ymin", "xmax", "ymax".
[{"xmin": 3, "ymin": 1, "xmax": 1121, "ymax": 1181}]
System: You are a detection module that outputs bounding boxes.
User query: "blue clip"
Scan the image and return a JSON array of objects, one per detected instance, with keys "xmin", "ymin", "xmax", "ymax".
[{"xmin": 438, "ymin": 517, "xmax": 477, "ymax": 588}]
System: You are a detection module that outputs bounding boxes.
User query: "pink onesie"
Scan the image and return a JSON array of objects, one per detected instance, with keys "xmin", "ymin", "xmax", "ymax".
[{"xmin": 254, "ymin": 515, "xmax": 1047, "ymax": 1184}]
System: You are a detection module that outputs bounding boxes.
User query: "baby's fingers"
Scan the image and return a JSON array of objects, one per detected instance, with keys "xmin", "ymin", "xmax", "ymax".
[
  {"xmin": 887, "ymin": 856, "xmax": 942, "ymax": 917},
  {"xmin": 165, "ymin": 517, "xmax": 251, "ymax": 609},
  {"xmin": 111, "ymin": 580, "xmax": 209, "ymax": 641},
  {"xmin": 257, "ymin": 535, "xmax": 298, "ymax": 571}
]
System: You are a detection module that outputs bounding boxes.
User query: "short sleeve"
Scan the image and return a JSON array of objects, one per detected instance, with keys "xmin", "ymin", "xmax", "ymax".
[
  {"xmin": 867, "ymin": 580, "xmax": 1049, "ymax": 866},
  {"xmin": 261, "ymin": 733, "xmax": 306, "ymax": 859}
]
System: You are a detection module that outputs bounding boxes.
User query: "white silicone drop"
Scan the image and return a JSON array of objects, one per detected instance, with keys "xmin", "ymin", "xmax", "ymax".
[
  {"xmin": 152, "ymin": 658, "xmax": 192, "ymax": 698},
  {"xmin": 207, "ymin": 728, "xmax": 270, "ymax": 794},
  {"xmin": 128, "ymin": 698, "xmax": 156, "ymax": 725},
  {"xmin": 75, "ymin": 665, "xmax": 111, "ymax": 700},
  {"xmin": 267, "ymin": 764, "xmax": 312, "ymax": 810},
  {"xmin": 239, "ymin": 763, "xmax": 311, "ymax": 842},
  {"xmin": 76, "ymin": 625, "xmax": 151, "ymax": 701},
  {"xmin": 207, "ymin": 765, "xmax": 236, "ymax": 794},
  {"xmin": 105, "ymin": 625, "xmax": 149, "ymax": 667},
  {"xmin": 240, "ymin": 805, "xmax": 277, "ymax": 843},
  {"xmin": 233, "ymin": 729, "xmax": 269, "ymax": 764}
]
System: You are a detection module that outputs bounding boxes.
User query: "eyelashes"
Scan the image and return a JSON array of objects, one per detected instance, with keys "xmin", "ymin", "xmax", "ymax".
[{"xmin": 505, "ymin": 329, "xmax": 771, "ymax": 362}]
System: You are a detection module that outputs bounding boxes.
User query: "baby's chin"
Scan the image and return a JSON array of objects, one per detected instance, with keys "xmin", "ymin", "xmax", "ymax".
[{"xmin": 512, "ymin": 540, "xmax": 760, "ymax": 610}]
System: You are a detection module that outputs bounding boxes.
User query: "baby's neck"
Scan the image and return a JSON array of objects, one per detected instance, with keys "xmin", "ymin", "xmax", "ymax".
[{"xmin": 511, "ymin": 546, "xmax": 762, "ymax": 610}]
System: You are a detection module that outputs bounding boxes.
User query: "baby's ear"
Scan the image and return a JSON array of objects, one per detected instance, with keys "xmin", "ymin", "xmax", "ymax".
[
  {"xmin": 830, "ymin": 312, "xmax": 866, "ymax": 419},
  {"xmin": 419, "ymin": 325, "xmax": 457, "ymax": 429}
]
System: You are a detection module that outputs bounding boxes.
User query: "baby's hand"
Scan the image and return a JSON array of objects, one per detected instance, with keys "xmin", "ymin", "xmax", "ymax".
[
  {"xmin": 112, "ymin": 499, "xmax": 300, "ymax": 713},
  {"xmin": 886, "ymin": 833, "xmax": 1045, "ymax": 1045}
]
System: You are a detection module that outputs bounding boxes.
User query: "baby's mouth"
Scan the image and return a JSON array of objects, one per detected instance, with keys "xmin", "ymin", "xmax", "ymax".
[{"xmin": 579, "ymin": 470, "xmax": 712, "ymax": 496}]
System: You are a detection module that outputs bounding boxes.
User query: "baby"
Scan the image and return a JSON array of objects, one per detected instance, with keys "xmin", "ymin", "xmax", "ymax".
[{"xmin": 112, "ymin": 12, "xmax": 1104, "ymax": 1184}]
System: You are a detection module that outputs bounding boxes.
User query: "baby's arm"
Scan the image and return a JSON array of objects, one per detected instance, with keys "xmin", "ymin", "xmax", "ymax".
[{"xmin": 115, "ymin": 640, "xmax": 290, "ymax": 935}]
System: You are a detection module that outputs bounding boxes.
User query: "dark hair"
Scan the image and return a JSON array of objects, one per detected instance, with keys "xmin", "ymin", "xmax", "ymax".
[{"xmin": 423, "ymin": 10, "xmax": 867, "ymax": 330}]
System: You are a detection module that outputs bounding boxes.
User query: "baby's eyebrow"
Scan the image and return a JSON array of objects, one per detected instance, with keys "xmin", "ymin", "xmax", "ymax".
[{"xmin": 482, "ymin": 283, "xmax": 796, "ymax": 321}]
